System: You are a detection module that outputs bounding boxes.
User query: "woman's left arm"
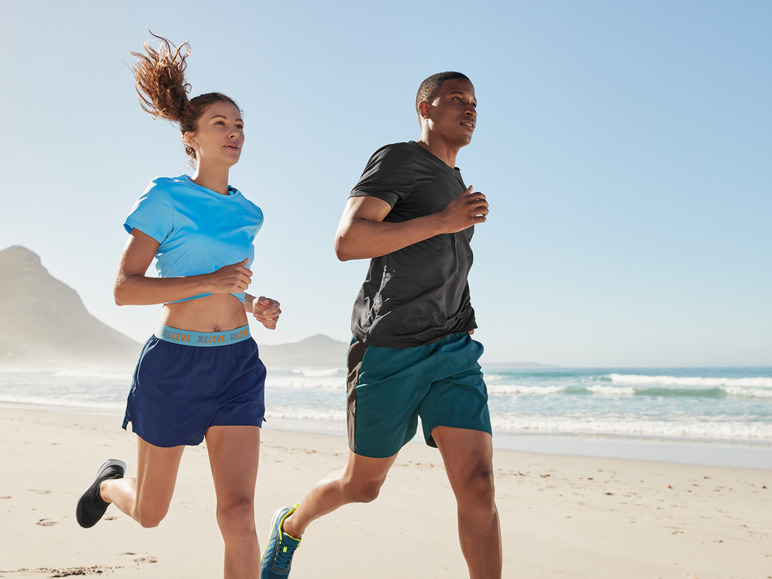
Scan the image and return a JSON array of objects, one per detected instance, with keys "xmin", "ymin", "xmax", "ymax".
[{"xmin": 245, "ymin": 293, "xmax": 281, "ymax": 330}]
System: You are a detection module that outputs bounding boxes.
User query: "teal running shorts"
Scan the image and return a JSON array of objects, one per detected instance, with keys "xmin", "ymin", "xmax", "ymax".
[{"xmin": 346, "ymin": 333, "xmax": 491, "ymax": 458}]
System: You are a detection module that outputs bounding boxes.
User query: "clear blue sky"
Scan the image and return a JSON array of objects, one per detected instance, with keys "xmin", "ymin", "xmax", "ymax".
[{"xmin": 1, "ymin": 0, "xmax": 770, "ymax": 366}]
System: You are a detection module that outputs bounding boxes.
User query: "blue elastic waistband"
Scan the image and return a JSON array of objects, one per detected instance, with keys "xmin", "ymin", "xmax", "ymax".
[{"xmin": 155, "ymin": 325, "xmax": 251, "ymax": 347}]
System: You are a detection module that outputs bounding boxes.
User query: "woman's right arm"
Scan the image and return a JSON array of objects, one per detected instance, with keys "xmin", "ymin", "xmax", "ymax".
[{"xmin": 114, "ymin": 229, "xmax": 252, "ymax": 305}]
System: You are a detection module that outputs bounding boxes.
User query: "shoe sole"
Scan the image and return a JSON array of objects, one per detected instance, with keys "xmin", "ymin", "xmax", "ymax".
[{"xmin": 94, "ymin": 459, "xmax": 126, "ymax": 479}]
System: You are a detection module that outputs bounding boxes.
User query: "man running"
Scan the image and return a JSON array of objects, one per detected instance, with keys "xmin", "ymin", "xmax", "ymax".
[{"xmin": 261, "ymin": 71, "xmax": 502, "ymax": 579}]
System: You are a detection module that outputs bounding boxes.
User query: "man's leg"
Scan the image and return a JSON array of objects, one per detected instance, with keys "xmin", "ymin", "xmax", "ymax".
[
  {"xmin": 282, "ymin": 450, "xmax": 397, "ymax": 538},
  {"xmin": 432, "ymin": 426, "xmax": 502, "ymax": 579},
  {"xmin": 262, "ymin": 338, "xmax": 420, "ymax": 576}
]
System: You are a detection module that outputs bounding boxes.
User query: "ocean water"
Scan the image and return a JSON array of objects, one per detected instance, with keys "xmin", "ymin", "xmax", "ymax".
[{"xmin": 2, "ymin": 365, "xmax": 771, "ymax": 469}]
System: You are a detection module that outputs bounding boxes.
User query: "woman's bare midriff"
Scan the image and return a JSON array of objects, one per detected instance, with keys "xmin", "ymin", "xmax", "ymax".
[{"xmin": 159, "ymin": 294, "xmax": 248, "ymax": 333}]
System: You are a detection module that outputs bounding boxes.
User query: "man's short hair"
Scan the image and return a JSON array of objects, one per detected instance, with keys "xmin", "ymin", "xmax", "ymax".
[{"xmin": 415, "ymin": 72, "xmax": 471, "ymax": 114}]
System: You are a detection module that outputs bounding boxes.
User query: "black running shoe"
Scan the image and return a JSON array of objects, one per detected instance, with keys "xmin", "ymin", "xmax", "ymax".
[{"xmin": 76, "ymin": 459, "xmax": 126, "ymax": 528}]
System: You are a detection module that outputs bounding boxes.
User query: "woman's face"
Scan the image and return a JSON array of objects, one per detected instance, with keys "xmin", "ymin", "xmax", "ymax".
[{"xmin": 184, "ymin": 101, "xmax": 245, "ymax": 168}]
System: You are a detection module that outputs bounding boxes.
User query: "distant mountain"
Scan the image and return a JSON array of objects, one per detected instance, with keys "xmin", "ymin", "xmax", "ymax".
[
  {"xmin": 259, "ymin": 334, "xmax": 347, "ymax": 368},
  {"xmin": 0, "ymin": 245, "xmax": 141, "ymax": 369}
]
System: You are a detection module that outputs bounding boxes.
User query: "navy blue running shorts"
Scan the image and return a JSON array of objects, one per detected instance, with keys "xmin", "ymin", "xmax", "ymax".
[{"xmin": 122, "ymin": 325, "xmax": 266, "ymax": 447}]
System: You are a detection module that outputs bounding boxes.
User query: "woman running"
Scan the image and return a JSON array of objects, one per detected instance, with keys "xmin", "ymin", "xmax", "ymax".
[{"xmin": 75, "ymin": 33, "xmax": 280, "ymax": 578}]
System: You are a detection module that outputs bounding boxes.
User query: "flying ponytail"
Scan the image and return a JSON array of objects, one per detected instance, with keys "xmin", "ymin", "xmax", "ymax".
[{"xmin": 131, "ymin": 32, "xmax": 239, "ymax": 160}]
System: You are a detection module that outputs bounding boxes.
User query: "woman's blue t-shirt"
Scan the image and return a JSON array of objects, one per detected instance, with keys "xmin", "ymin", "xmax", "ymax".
[{"xmin": 123, "ymin": 175, "xmax": 263, "ymax": 303}]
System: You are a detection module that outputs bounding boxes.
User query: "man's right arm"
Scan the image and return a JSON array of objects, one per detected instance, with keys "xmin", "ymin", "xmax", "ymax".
[{"xmin": 334, "ymin": 187, "xmax": 488, "ymax": 261}]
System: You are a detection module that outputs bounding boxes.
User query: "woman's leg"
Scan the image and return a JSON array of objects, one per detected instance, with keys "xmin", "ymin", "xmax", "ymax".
[
  {"xmin": 205, "ymin": 424, "xmax": 261, "ymax": 579},
  {"xmin": 100, "ymin": 437, "xmax": 185, "ymax": 528}
]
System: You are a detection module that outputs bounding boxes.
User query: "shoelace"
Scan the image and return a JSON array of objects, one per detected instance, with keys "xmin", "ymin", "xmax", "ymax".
[{"xmin": 273, "ymin": 536, "xmax": 299, "ymax": 570}]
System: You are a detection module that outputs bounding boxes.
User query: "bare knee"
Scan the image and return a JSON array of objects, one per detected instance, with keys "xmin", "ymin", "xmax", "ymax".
[
  {"xmin": 216, "ymin": 498, "xmax": 256, "ymax": 537},
  {"xmin": 456, "ymin": 465, "xmax": 496, "ymax": 506},
  {"xmin": 134, "ymin": 505, "xmax": 168, "ymax": 529},
  {"xmin": 342, "ymin": 478, "xmax": 384, "ymax": 503},
  {"xmin": 132, "ymin": 488, "xmax": 173, "ymax": 528}
]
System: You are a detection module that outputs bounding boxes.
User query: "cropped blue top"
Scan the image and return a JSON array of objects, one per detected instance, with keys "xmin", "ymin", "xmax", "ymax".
[{"xmin": 123, "ymin": 175, "xmax": 263, "ymax": 303}]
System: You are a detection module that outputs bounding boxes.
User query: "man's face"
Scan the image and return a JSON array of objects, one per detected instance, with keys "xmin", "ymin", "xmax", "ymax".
[{"xmin": 421, "ymin": 78, "xmax": 477, "ymax": 148}]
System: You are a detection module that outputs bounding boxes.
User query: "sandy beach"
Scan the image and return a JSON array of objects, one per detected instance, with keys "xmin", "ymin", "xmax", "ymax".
[{"xmin": 1, "ymin": 406, "xmax": 770, "ymax": 578}]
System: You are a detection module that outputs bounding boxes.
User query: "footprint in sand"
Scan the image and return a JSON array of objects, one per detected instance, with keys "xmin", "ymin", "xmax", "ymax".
[
  {"xmin": 134, "ymin": 557, "xmax": 159, "ymax": 564},
  {"xmin": 121, "ymin": 553, "xmax": 159, "ymax": 565},
  {"xmin": 47, "ymin": 565, "xmax": 117, "ymax": 576}
]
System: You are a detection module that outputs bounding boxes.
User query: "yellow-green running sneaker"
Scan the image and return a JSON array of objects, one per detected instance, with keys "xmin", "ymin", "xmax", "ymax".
[{"xmin": 261, "ymin": 505, "xmax": 301, "ymax": 578}]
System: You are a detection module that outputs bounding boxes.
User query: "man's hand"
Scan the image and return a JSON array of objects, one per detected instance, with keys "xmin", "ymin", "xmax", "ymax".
[
  {"xmin": 252, "ymin": 296, "xmax": 281, "ymax": 330},
  {"xmin": 438, "ymin": 186, "xmax": 488, "ymax": 233}
]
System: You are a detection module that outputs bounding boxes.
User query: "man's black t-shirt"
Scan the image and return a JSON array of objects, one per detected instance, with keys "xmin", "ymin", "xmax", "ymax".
[{"xmin": 349, "ymin": 141, "xmax": 477, "ymax": 348}]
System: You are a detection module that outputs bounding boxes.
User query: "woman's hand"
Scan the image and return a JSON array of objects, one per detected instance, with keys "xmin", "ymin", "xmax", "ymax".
[
  {"xmin": 206, "ymin": 259, "xmax": 252, "ymax": 295},
  {"xmin": 252, "ymin": 296, "xmax": 281, "ymax": 329}
]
